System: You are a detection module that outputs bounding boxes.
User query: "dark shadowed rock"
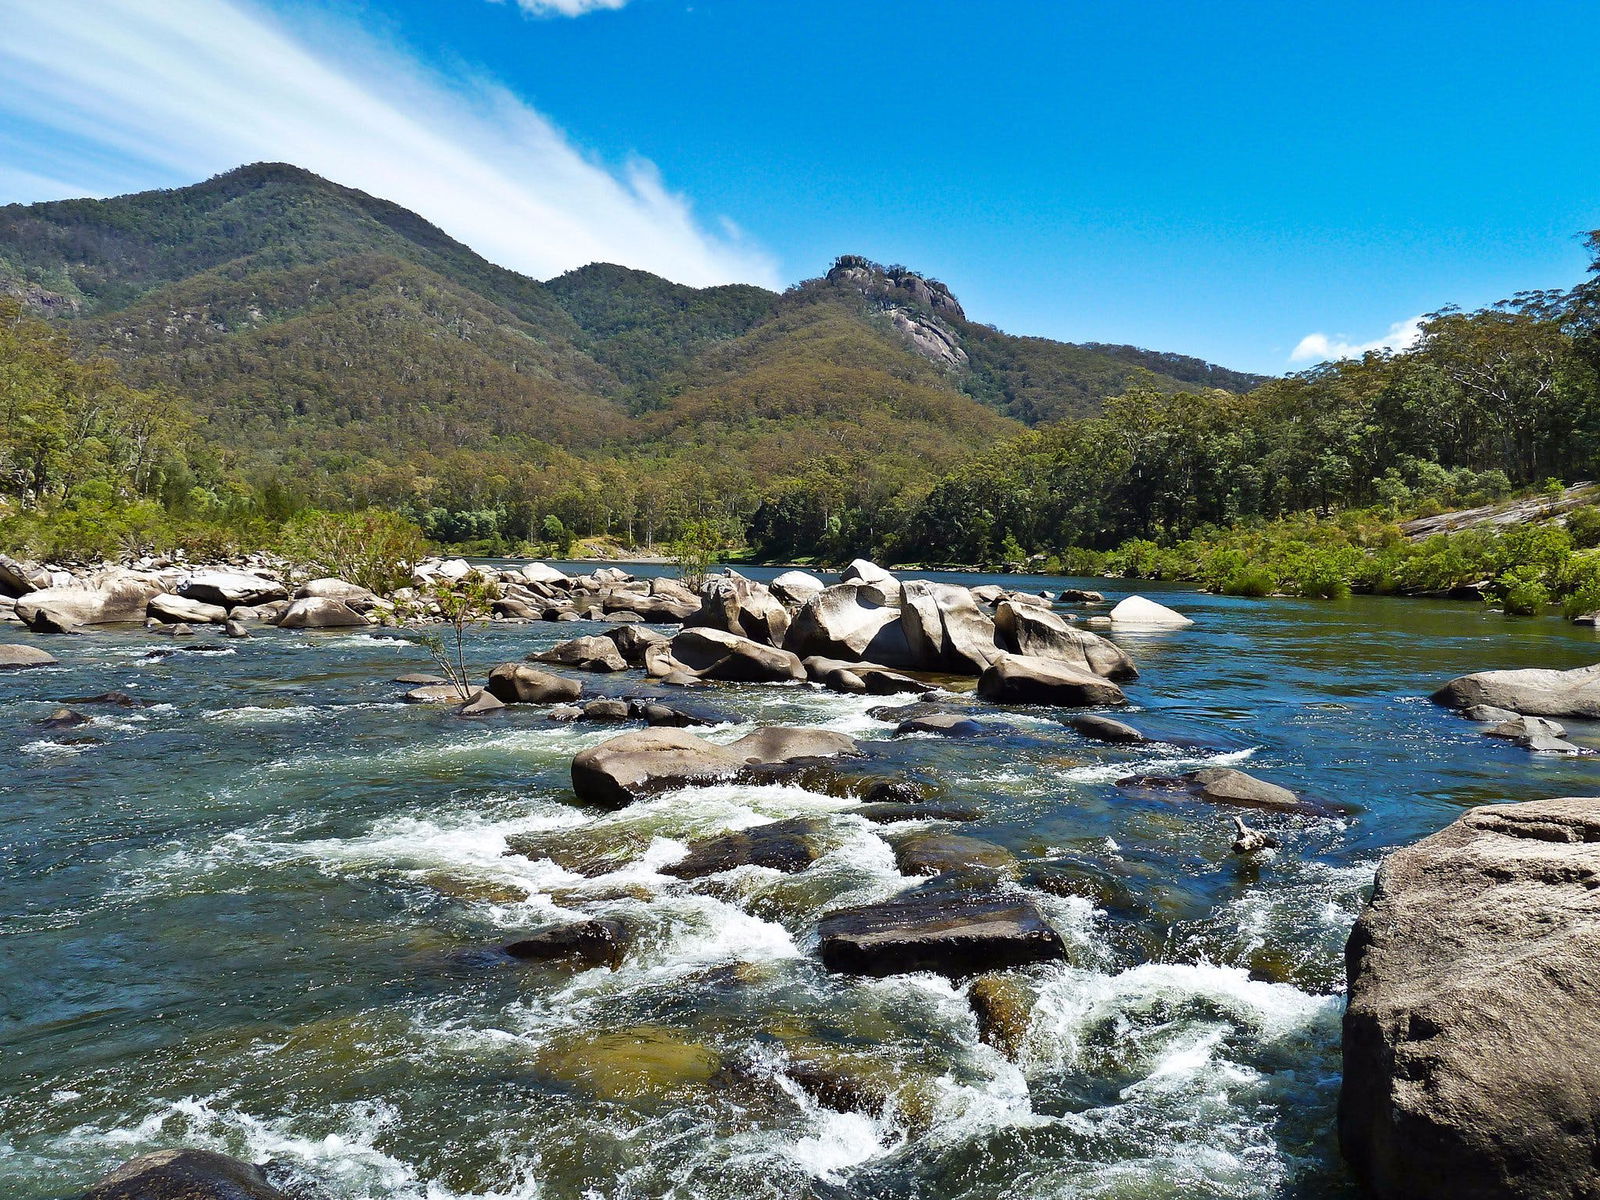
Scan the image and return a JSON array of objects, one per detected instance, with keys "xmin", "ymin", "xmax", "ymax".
[
  {"xmin": 1432, "ymin": 663, "xmax": 1600, "ymax": 718},
  {"xmin": 36, "ymin": 707, "xmax": 92, "ymax": 729},
  {"xmin": 817, "ymin": 883, "xmax": 1066, "ymax": 978},
  {"xmin": 1341, "ymin": 796, "xmax": 1600, "ymax": 1200},
  {"xmin": 976, "ymin": 653, "xmax": 1128, "ymax": 707},
  {"xmin": 179, "ymin": 570, "xmax": 287, "ymax": 608},
  {"xmin": 895, "ymin": 712, "xmax": 987, "ymax": 737},
  {"xmin": 670, "ymin": 627, "xmax": 806, "ymax": 683},
  {"xmin": 605, "ymin": 624, "xmax": 669, "ymax": 667},
  {"xmin": 79, "ymin": 1148, "xmax": 289, "ymax": 1200},
  {"xmin": 0, "ymin": 643, "xmax": 58, "ymax": 669},
  {"xmin": 532, "ymin": 635, "xmax": 628, "ymax": 673},
  {"xmin": 662, "ymin": 817, "xmax": 835, "ymax": 880},
  {"xmin": 485, "ymin": 663, "xmax": 583, "ymax": 704},
  {"xmin": 505, "ymin": 918, "xmax": 627, "ymax": 970},
  {"xmin": 456, "ymin": 690, "xmax": 506, "ymax": 716},
  {"xmin": 849, "ymin": 801, "xmax": 983, "ymax": 824},
  {"xmin": 60, "ymin": 691, "xmax": 149, "ymax": 707},
  {"xmin": 803, "ymin": 655, "xmax": 933, "ymax": 696},
  {"xmin": 1069, "ymin": 714, "xmax": 1147, "ymax": 744}
]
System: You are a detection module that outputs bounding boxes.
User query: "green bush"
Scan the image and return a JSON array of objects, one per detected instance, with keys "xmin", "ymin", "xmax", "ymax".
[
  {"xmin": 278, "ymin": 509, "xmax": 428, "ymax": 594},
  {"xmin": 1496, "ymin": 567, "xmax": 1550, "ymax": 616},
  {"xmin": 1567, "ymin": 505, "xmax": 1600, "ymax": 549},
  {"xmin": 1221, "ymin": 567, "xmax": 1276, "ymax": 597}
]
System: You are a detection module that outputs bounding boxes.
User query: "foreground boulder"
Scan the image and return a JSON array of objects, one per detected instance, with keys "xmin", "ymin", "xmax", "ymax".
[
  {"xmin": 570, "ymin": 725, "xmax": 858, "ymax": 807},
  {"xmin": 275, "ymin": 597, "xmax": 370, "ymax": 629},
  {"xmin": 976, "ymin": 653, "xmax": 1128, "ymax": 706},
  {"xmin": 817, "ymin": 883, "xmax": 1065, "ymax": 977},
  {"xmin": 1108, "ymin": 595, "xmax": 1193, "ymax": 628},
  {"xmin": 669, "ymin": 627, "xmax": 806, "ymax": 683},
  {"xmin": 1432, "ymin": 663, "xmax": 1600, "ymax": 719},
  {"xmin": 0, "ymin": 643, "xmax": 58, "ymax": 669},
  {"xmin": 79, "ymin": 1149, "xmax": 290, "ymax": 1200},
  {"xmin": 1340, "ymin": 797, "xmax": 1600, "ymax": 1200}
]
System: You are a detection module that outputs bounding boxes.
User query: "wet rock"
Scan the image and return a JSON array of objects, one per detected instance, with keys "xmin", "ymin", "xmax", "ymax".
[
  {"xmin": 178, "ymin": 570, "xmax": 288, "ymax": 608},
  {"xmin": 777, "ymin": 1042, "xmax": 939, "ymax": 1126},
  {"xmin": 581, "ymin": 699, "xmax": 633, "ymax": 721},
  {"xmin": 456, "ymin": 690, "xmax": 505, "ymax": 717},
  {"xmin": 531, "ymin": 635, "xmax": 628, "ymax": 673},
  {"xmin": 995, "ymin": 601, "xmax": 1138, "ymax": 680},
  {"xmin": 1057, "ymin": 588, "xmax": 1105, "ymax": 603},
  {"xmin": 1461, "ymin": 704, "xmax": 1520, "ymax": 723},
  {"xmin": 570, "ymin": 727, "xmax": 746, "ymax": 807},
  {"xmin": 223, "ymin": 619, "xmax": 251, "ymax": 639},
  {"xmin": 969, "ymin": 972, "xmax": 1035, "ymax": 1059},
  {"xmin": 0, "ymin": 643, "xmax": 58, "ymax": 669},
  {"xmin": 35, "ymin": 707, "xmax": 91, "ymax": 729},
  {"xmin": 1117, "ymin": 767, "xmax": 1312, "ymax": 813},
  {"xmin": 1023, "ymin": 856, "xmax": 1140, "ymax": 915},
  {"xmin": 728, "ymin": 726, "xmax": 859, "ymax": 764},
  {"xmin": 895, "ymin": 712, "xmax": 986, "ymax": 737},
  {"xmin": 1341, "ymin": 797, "xmax": 1600, "ymax": 1200},
  {"xmin": 817, "ymin": 883, "xmax": 1066, "ymax": 978},
  {"xmin": 892, "ymin": 832, "xmax": 1018, "ymax": 877},
  {"xmin": 1432, "ymin": 662, "xmax": 1600, "ymax": 719},
  {"xmin": 770, "ymin": 569, "xmax": 826, "ymax": 607},
  {"xmin": 78, "ymin": 1150, "xmax": 291, "ymax": 1199},
  {"xmin": 1068, "ymin": 714, "xmax": 1147, "ymax": 744},
  {"xmin": 485, "ymin": 662, "xmax": 583, "ymax": 704},
  {"xmin": 632, "ymin": 700, "xmax": 720, "ymax": 728},
  {"xmin": 1484, "ymin": 714, "xmax": 1567, "ymax": 741},
  {"xmin": 148, "ymin": 593, "xmax": 228, "ymax": 625},
  {"xmin": 505, "ymin": 918, "xmax": 627, "ymax": 970},
  {"xmin": 976, "ymin": 653, "xmax": 1128, "ymax": 707},
  {"xmin": 662, "ymin": 816, "xmax": 835, "ymax": 880},
  {"xmin": 1230, "ymin": 815, "xmax": 1279, "ymax": 855},
  {"xmin": 669, "ymin": 627, "xmax": 806, "ymax": 683},
  {"xmin": 404, "ymin": 684, "xmax": 476, "ymax": 703},
  {"xmin": 1108, "ymin": 595, "xmax": 1194, "ymax": 627},
  {"xmin": 803, "ymin": 655, "xmax": 933, "ymax": 696},
  {"xmin": 275, "ymin": 597, "xmax": 370, "ymax": 629},
  {"xmin": 849, "ymin": 801, "xmax": 983, "ymax": 824},
  {"xmin": 60, "ymin": 691, "xmax": 148, "ymax": 707},
  {"xmin": 151, "ymin": 622, "xmax": 195, "ymax": 637}
]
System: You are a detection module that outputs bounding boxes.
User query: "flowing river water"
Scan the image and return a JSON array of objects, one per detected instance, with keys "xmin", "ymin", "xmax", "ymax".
[{"xmin": 3, "ymin": 568, "xmax": 1597, "ymax": 1200}]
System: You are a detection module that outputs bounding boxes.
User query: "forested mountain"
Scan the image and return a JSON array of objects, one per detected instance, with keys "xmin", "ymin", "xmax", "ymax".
[{"xmin": 0, "ymin": 163, "xmax": 1260, "ymax": 545}]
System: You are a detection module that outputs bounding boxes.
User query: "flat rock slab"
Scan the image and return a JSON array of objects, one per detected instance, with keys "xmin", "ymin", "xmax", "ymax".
[
  {"xmin": 0, "ymin": 644, "xmax": 58, "ymax": 668},
  {"xmin": 1341, "ymin": 796, "xmax": 1600, "ymax": 1200},
  {"xmin": 817, "ymin": 885, "xmax": 1065, "ymax": 978},
  {"xmin": 1433, "ymin": 662, "xmax": 1600, "ymax": 719}
]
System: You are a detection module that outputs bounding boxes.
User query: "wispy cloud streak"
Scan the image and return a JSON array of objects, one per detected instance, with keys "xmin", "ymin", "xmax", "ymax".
[
  {"xmin": 1290, "ymin": 315, "xmax": 1426, "ymax": 364},
  {"xmin": 494, "ymin": 0, "xmax": 632, "ymax": 16},
  {"xmin": 0, "ymin": 0, "xmax": 775, "ymax": 288}
]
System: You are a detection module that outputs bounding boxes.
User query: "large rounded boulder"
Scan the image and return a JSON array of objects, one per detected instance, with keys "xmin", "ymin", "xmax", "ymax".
[
  {"xmin": 785, "ymin": 582, "xmax": 913, "ymax": 667},
  {"xmin": 16, "ymin": 572, "xmax": 162, "ymax": 631},
  {"xmin": 1109, "ymin": 595, "xmax": 1193, "ymax": 628},
  {"xmin": 669, "ymin": 627, "xmax": 806, "ymax": 683},
  {"xmin": 485, "ymin": 663, "xmax": 583, "ymax": 704},
  {"xmin": 899, "ymin": 580, "xmax": 1005, "ymax": 674},
  {"xmin": 689, "ymin": 576, "xmax": 790, "ymax": 647},
  {"xmin": 994, "ymin": 600, "xmax": 1137, "ymax": 680},
  {"xmin": 1431, "ymin": 663, "xmax": 1600, "ymax": 719},
  {"xmin": 976, "ymin": 653, "xmax": 1128, "ymax": 706},
  {"xmin": 178, "ymin": 570, "xmax": 289, "ymax": 608},
  {"xmin": 0, "ymin": 643, "xmax": 59, "ymax": 669},
  {"xmin": 275, "ymin": 597, "xmax": 371, "ymax": 629},
  {"xmin": 1340, "ymin": 796, "xmax": 1600, "ymax": 1200}
]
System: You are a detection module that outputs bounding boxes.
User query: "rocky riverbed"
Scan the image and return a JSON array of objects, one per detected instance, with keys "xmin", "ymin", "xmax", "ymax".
[{"xmin": 3, "ymin": 558, "xmax": 1598, "ymax": 1199}]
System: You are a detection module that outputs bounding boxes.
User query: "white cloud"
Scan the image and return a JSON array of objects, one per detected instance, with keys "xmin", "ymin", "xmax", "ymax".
[
  {"xmin": 495, "ymin": 0, "xmax": 631, "ymax": 16},
  {"xmin": 1290, "ymin": 315, "xmax": 1426, "ymax": 364},
  {"xmin": 0, "ymin": 0, "xmax": 775, "ymax": 289}
]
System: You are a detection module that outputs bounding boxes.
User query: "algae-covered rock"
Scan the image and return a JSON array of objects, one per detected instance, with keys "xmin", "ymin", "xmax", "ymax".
[{"xmin": 537, "ymin": 1025, "xmax": 721, "ymax": 1101}]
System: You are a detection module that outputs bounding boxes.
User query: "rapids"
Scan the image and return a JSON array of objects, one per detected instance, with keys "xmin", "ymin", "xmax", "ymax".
[{"xmin": 2, "ymin": 568, "xmax": 1596, "ymax": 1199}]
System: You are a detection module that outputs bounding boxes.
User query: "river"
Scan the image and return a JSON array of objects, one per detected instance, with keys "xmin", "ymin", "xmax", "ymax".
[{"xmin": 2, "ymin": 568, "xmax": 1597, "ymax": 1200}]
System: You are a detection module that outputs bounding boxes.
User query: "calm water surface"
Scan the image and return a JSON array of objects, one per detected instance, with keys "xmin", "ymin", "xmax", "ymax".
[{"xmin": 2, "ymin": 568, "xmax": 1597, "ymax": 1199}]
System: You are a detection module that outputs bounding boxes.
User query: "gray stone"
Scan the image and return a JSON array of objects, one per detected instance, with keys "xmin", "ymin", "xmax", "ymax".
[
  {"xmin": 275, "ymin": 597, "xmax": 370, "ymax": 629},
  {"xmin": 817, "ymin": 884, "xmax": 1065, "ymax": 978},
  {"xmin": 976, "ymin": 653, "xmax": 1128, "ymax": 707},
  {"xmin": 485, "ymin": 663, "xmax": 583, "ymax": 704},
  {"xmin": 1069, "ymin": 714, "xmax": 1147, "ymax": 744},
  {"xmin": 148, "ymin": 593, "xmax": 228, "ymax": 625},
  {"xmin": 0, "ymin": 643, "xmax": 58, "ymax": 669},
  {"xmin": 1432, "ymin": 662, "xmax": 1600, "ymax": 719},
  {"xmin": 532, "ymin": 635, "xmax": 628, "ymax": 673},
  {"xmin": 669, "ymin": 627, "xmax": 806, "ymax": 683},
  {"xmin": 995, "ymin": 601, "xmax": 1138, "ymax": 680},
  {"xmin": 178, "ymin": 570, "xmax": 287, "ymax": 608}
]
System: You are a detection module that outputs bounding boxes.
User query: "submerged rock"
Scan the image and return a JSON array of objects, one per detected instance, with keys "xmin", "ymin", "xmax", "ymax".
[
  {"xmin": 1116, "ymin": 767, "xmax": 1317, "ymax": 814},
  {"xmin": 536, "ymin": 1025, "xmax": 721, "ymax": 1102},
  {"xmin": 817, "ymin": 883, "xmax": 1065, "ymax": 978},
  {"xmin": 1341, "ymin": 797, "xmax": 1600, "ymax": 1200},
  {"xmin": 849, "ymin": 801, "xmax": 983, "ymax": 824},
  {"xmin": 969, "ymin": 972, "xmax": 1035, "ymax": 1059},
  {"xmin": 895, "ymin": 711, "xmax": 987, "ymax": 737},
  {"xmin": 78, "ymin": 1149, "xmax": 290, "ymax": 1200},
  {"xmin": 1432, "ymin": 662, "xmax": 1600, "ymax": 718},
  {"xmin": 35, "ymin": 707, "xmax": 91, "ymax": 729},
  {"xmin": 891, "ymin": 832, "xmax": 1018, "ymax": 877}
]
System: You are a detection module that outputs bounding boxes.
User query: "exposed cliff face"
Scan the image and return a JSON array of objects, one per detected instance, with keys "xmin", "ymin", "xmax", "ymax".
[{"xmin": 826, "ymin": 256, "xmax": 969, "ymax": 368}]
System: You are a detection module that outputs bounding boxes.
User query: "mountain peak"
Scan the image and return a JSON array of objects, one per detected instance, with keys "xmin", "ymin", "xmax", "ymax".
[{"xmin": 825, "ymin": 255, "xmax": 966, "ymax": 322}]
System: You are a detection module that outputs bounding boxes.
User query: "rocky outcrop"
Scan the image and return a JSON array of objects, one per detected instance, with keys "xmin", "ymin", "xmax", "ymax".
[
  {"xmin": 817, "ymin": 882, "xmax": 1065, "ymax": 978},
  {"xmin": 1108, "ymin": 595, "xmax": 1193, "ymax": 628},
  {"xmin": 505, "ymin": 918, "xmax": 627, "ymax": 970},
  {"xmin": 485, "ymin": 663, "xmax": 583, "ymax": 704},
  {"xmin": 662, "ymin": 816, "xmax": 835, "ymax": 880},
  {"xmin": 900, "ymin": 580, "xmax": 1004, "ymax": 673},
  {"xmin": 690, "ymin": 576, "xmax": 790, "ymax": 646},
  {"xmin": 148, "ymin": 593, "xmax": 228, "ymax": 625},
  {"xmin": 976, "ymin": 653, "xmax": 1129, "ymax": 706},
  {"xmin": 1340, "ymin": 797, "xmax": 1600, "ymax": 1200},
  {"xmin": 0, "ymin": 643, "xmax": 58, "ymax": 668},
  {"xmin": 1432, "ymin": 663, "xmax": 1600, "ymax": 719},
  {"xmin": 0, "ymin": 555, "xmax": 48, "ymax": 596},
  {"xmin": 994, "ymin": 601, "xmax": 1138, "ymax": 680},
  {"xmin": 275, "ymin": 597, "xmax": 370, "ymax": 629},
  {"xmin": 178, "ymin": 570, "xmax": 288, "ymax": 608},
  {"xmin": 17, "ymin": 572, "xmax": 161, "ymax": 631},
  {"xmin": 78, "ymin": 1149, "xmax": 290, "ymax": 1200},
  {"xmin": 784, "ymin": 582, "xmax": 912, "ymax": 666},
  {"xmin": 669, "ymin": 627, "xmax": 806, "ymax": 683}
]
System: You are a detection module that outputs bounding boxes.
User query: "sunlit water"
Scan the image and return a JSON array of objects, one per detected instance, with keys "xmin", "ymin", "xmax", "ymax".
[{"xmin": 3, "ymin": 568, "xmax": 1597, "ymax": 1200}]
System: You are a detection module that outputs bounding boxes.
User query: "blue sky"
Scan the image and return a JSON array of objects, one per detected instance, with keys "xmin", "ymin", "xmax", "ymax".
[{"xmin": 2, "ymin": 0, "xmax": 1597, "ymax": 375}]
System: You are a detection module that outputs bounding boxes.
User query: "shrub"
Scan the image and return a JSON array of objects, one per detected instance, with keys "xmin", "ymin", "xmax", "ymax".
[
  {"xmin": 1567, "ymin": 506, "xmax": 1600, "ymax": 549},
  {"xmin": 1222, "ymin": 567, "xmax": 1276, "ymax": 597},
  {"xmin": 278, "ymin": 509, "xmax": 428, "ymax": 594},
  {"xmin": 1496, "ymin": 567, "xmax": 1550, "ymax": 617}
]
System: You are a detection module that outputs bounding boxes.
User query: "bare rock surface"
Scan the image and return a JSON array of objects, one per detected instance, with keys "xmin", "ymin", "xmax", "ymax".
[{"xmin": 1433, "ymin": 663, "xmax": 1600, "ymax": 718}]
